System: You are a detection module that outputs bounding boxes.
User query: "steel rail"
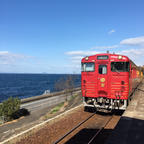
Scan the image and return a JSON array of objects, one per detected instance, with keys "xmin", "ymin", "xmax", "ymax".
[
  {"xmin": 53, "ymin": 113, "xmax": 95, "ymax": 144},
  {"xmin": 87, "ymin": 115, "xmax": 113, "ymax": 144},
  {"xmin": 137, "ymin": 88, "xmax": 144, "ymax": 93}
]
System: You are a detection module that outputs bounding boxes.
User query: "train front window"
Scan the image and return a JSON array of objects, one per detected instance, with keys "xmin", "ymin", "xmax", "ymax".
[
  {"xmin": 99, "ymin": 65, "xmax": 107, "ymax": 74},
  {"xmin": 81, "ymin": 63, "xmax": 95, "ymax": 72},
  {"xmin": 111, "ymin": 62, "xmax": 129, "ymax": 72}
]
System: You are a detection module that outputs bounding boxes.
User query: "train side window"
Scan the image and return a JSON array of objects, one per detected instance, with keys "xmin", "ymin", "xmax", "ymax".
[{"xmin": 99, "ymin": 65, "xmax": 107, "ymax": 74}]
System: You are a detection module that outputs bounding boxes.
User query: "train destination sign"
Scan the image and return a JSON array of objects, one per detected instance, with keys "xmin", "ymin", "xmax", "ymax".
[{"xmin": 97, "ymin": 55, "xmax": 108, "ymax": 60}]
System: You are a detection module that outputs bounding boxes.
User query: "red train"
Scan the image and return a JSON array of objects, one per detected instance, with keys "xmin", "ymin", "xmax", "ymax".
[{"xmin": 81, "ymin": 53, "xmax": 142, "ymax": 111}]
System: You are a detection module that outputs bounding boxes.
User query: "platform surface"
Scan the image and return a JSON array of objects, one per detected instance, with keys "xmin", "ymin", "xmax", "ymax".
[{"xmin": 105, "ymin": 80, "xmax": 144, "ymax": 144}]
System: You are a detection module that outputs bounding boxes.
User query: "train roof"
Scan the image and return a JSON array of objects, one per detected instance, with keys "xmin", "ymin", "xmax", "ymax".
[{"xmin": 81, "ymin": 53, "xmax": 130, "ymax": 62}]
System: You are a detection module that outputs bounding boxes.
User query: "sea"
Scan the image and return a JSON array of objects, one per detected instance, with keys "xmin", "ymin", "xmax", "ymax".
[{"xmin": 0, "ymin": 74, "xmax": 81, "ymax": 102}]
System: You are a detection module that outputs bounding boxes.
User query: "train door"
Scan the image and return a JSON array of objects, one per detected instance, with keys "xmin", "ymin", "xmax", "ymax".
[{"xmin": 97, "ymin": 64, "xmax": 108, "ymax": 97}]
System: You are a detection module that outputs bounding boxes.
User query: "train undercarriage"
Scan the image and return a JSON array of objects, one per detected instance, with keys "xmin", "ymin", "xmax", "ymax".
[{"xmin": 83, "ymin": 97, "xmax": 129, "ymax": 111}]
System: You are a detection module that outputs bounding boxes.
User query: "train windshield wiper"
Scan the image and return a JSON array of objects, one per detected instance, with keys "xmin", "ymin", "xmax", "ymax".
[{"xmin": 114, "ymin": 68, "xmax": 120, "ymax": 74}]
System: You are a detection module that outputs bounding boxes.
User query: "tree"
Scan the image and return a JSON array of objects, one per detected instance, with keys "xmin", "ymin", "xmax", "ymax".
[
  {"xmin": 55, "ymin": 75, "xmax": 75, "ymax": 101},
  {"xmin": 0, "ymin": 97, "xmax": 21, "ymax": 122},
  {"xmin": 65, "ymin": 75, "xmax": 74, "ymax": 97},
  {"xmin": 55, "ymin": 77, "xmax": 66, "ymax": 91}
]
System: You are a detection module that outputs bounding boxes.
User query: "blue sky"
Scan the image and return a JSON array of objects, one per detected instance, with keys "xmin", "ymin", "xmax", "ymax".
[{"xmin": 0, "ymin": 0, "xmax": 144, "ymax": 73}]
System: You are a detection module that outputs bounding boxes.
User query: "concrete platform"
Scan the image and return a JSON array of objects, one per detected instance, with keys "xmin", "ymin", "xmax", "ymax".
[{"xmin": 105, "ymin": 80, "xmax": 144, "ymax": 144}]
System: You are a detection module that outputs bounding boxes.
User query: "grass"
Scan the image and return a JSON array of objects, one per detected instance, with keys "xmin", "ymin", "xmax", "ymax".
[
  {"xmin": 41, "ymin": 93, "xmax": 81, "ymax": 120},
  {"xmin": 50, "ymin": 102, "xmax": 64, "ymax": 114}
]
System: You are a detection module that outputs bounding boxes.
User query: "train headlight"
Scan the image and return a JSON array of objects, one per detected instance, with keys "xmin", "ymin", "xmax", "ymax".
[
  {"xmin": 85, "ymin": 56, "xmax": 89, "ymax": 60},
  {"xmin": 118, "ymin": 55, "xmax": 122, "ymax": 59}
]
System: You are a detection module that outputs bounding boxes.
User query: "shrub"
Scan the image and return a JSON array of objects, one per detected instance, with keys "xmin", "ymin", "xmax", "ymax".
[{"xmin": 0, "ymin": 97, "xmax": 21, "ymax": 122}]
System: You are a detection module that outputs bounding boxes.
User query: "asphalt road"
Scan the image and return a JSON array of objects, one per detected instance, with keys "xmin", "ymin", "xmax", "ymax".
[{"xmin": 21, "ymin": 91, "xmax": 81, "ymax": 112}]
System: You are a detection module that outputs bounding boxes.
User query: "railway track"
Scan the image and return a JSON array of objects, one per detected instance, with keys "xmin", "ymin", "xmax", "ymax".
[
  {"xmin": 53, "ymin": 112, "xmax": 119, "ymax": 144},
  {"xmin": 54, "ymin": 113, "xmax": 96, "ymax": 144},
  {"xmin": 86, "ymin": 115, "xmax": 114, "ymax": 144}
]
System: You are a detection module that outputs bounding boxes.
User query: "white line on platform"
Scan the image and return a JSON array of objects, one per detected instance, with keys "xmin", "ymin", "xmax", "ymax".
[{"xmin": 0, "ymin": 104, "xmax": 83, "ymax": 144}]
